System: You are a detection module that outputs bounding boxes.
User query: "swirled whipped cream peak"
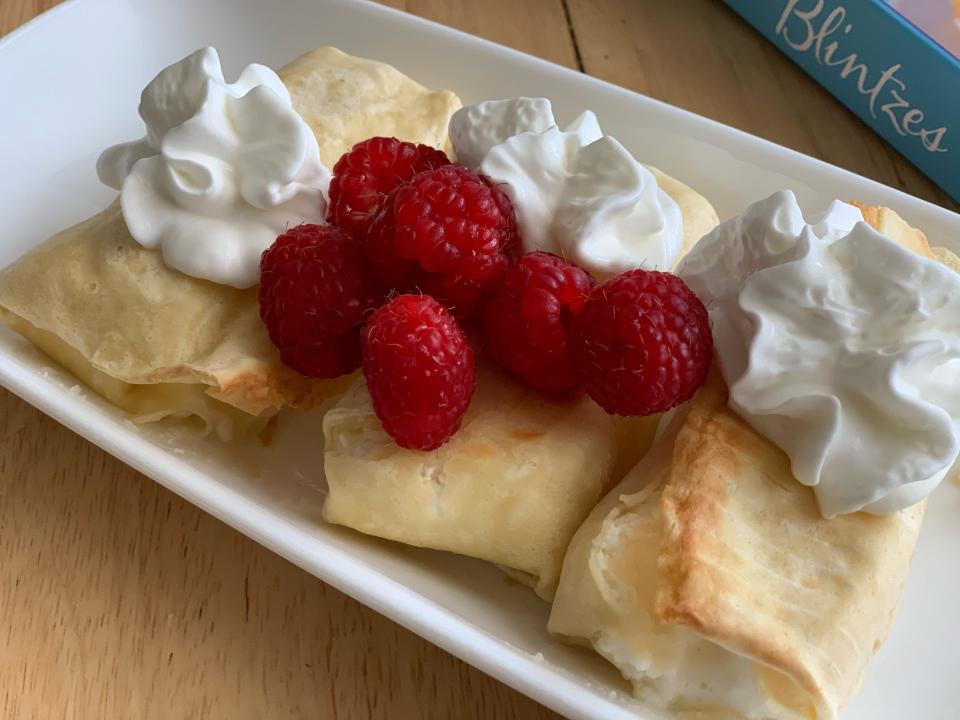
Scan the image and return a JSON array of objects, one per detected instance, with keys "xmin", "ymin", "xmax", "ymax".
[
  {"xmin": 448, "ymin": 98, "xmax": 683, "ymax": 276},
  {"xmin": 680, "ymin": 189, "xmax": 960, "ymax": 518},
  {"xmin": 97, "ymin": 47, "xmax": 330, "ymax": 288}
]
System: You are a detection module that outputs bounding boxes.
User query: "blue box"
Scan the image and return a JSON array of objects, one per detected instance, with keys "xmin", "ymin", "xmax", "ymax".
[{"xmin": 722, "ymin": 0, "xmax": 960, "ymax": 203}]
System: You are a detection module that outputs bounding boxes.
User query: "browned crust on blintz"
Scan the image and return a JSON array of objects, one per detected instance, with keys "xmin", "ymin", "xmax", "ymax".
[
  {"xmin": 208, "ymin": 363, "xmax": 357, "ymax": 415},
  {"xmin": 653, "ymin": 201, "xmax": 934, "ymax": 715},
  {"xmin": 655, "ymin": 370, "xmax": 827, "ymax": 708},
  {"xmin": 847, "ymin": 202, "xmax": 934, "ymax": 258},
  {"xmin": 655, "ymin": 368, "xmax": 925, "ymax": 715}
]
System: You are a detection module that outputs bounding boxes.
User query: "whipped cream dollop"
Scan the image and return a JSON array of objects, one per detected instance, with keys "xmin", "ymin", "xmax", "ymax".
[
  {"xmin": 448, "ymin": 98, "xmax": 683, "ymax": 276},
  {"xmin": 680, "ymin": 190, "xmax": 960, "ymax": 518},
  {"xmin": 98, "ymin": 47, "xmax": 330, "ymax": 288}
]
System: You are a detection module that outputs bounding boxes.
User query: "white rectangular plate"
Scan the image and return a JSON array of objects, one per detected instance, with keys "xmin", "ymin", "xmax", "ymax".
[{"xmin": 1, "ymin": 1, "xmax": 958, "ymax": 718}]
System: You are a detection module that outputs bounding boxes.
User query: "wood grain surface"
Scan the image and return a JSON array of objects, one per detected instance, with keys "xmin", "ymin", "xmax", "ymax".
[{"xmin": 0, "ymin": 1, "xmax": 955, "ymax": 719}]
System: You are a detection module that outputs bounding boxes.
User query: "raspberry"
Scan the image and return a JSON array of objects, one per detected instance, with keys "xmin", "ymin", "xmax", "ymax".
[
  {"xmin": 571, "ymin": 269, "xmax": 712, "ymax": 416},
  {"xmin": 327, "ymin": 137, "xmax": 450, "ymax": 239},
  {"xmin": 259, "ymin": 224, "xmax": 382, "ymax": 378},
  {"xmin": 483, "ymin": 252, "xmax": 594, "ymax": 395},
  {"xmin": 362, "ymin": 294, "xmax": 475, "ymax": 450},
  {"xmin": 364, "ymin": 165, "xmax": 517, "ymax": 317},
  {"xmin": 276, "ymin": 332, "xmax": 362, "ymax": 380}
]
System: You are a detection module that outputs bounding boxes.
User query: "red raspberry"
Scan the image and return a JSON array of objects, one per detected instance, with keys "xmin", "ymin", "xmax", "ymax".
[
  {"xmin": 259, "ymin": 224, "xmax": 382, "ymax": 378},
  {"xmin": 483, "ymin": 252, "xmax": 595, "ymax": 395},
  {"xmin": 276, "ymin": 332, "xmax": 362, "ymax": 380},
  {"xmin": 362, "ymin": 294, "xmax": 475, "ymax": 450},
  {"xmin": 327, "ymin": 137, "xmax": 450, "ymax": 239},
  {"xmin": 571, "ymin": 270, "xmax": 712, "ymax": 416},
  {"xmin": 364, "ymin": 165, "xmax": 518, "ymax": 317}
]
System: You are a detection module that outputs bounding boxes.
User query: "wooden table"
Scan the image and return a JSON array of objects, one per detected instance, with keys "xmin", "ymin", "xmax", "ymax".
[{"xmin": 1, "ymin": 1, "xmax": 956, "ymax": 718}]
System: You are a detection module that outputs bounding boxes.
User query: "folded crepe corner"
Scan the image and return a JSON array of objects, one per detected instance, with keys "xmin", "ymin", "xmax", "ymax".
[
  {"xmin": 0, "ymin": 48, "xmax": 462, "ymax": 438},
  {"xmin": 658, "ymin": 371, "xmax": 924, "ymax": 717},
  {"xmin": 280, "ymin": 46, "xmax": 462, "ymax": 164},
  {"xmin": 548, "ymin": 203, "xmax": 936, "ymax": 720}
]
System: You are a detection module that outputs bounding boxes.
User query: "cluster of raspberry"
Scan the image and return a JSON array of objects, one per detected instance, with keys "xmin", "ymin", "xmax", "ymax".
[{"xmin": 258, "ymin": 137, "xmax": 712, "ymax": 450}]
